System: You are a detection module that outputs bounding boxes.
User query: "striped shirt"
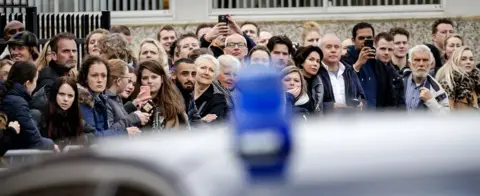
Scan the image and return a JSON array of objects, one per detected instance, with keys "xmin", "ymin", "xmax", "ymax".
[{"xmin": 405, "ymin": 75, "xmax": 425, "ymax": 111}]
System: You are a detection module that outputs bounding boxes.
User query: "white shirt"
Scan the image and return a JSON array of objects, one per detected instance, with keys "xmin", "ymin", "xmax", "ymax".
[
  {"xmin": 322, "ymin": 61, "xmax": 346, "ymax": 105},
  {"xmin": 0, "ymin": 47, "xmax": 10, "ymax": 60}
]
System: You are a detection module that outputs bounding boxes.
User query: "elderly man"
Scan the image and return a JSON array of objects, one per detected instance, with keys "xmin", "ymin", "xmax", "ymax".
[
  {"xmin": 404, "ymin": 45, "xmax": 449, "ymax": 113},
  {"xmin": 223, "ymin": 34, "xmax": 248, "ymax": 66},
  {"xmin": 1, "ymin": 20, "xmax": 25, "ymax": 60},
  {"xmin": 318, "ymin": 33, "xmax": 365, "ymax": 112}
]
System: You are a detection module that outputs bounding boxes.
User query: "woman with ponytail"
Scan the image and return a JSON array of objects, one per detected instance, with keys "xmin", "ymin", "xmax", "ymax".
[
  {"xmin": 301, "ymin": 21, "xmax": 322, "ymax": 47},
  {"xmin": 0, "ymin": 61, "xmax": 57, "ymax": 150}
]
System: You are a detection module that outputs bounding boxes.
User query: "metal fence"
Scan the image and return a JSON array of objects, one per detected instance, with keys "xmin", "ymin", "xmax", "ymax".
[
  {"xmin": 0, "ymin": 5, "xmax": 111, "ymax": 65},
  {"xmin": 1, "ymin": 150, "xmax": 54, "ymax": 167},
  {"xmin": 213, "ymin": 0, "xmax": 442, "ymax": 8},
  {"xmin": 1, "ymin": 0, "xmax": 170, "ymax": 13}
]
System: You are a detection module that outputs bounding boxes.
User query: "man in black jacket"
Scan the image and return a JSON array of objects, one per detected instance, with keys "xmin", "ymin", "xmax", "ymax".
[
  {"xmin": 171, "ymin": 58, "xmax": 202, "ymax": 124},
  {"xmin": 374, "ymin": 32, "xmax": 405, "ymax": 110},
  {"xmin": 34, "ymin": 32, "xmax": 77, "ymax": 94}
]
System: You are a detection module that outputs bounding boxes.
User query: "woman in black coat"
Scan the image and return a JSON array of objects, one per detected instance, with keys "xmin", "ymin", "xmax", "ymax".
[
  {"xmin": 193, "ymin": 55, "xmax": 228, "ymax": 123},
  {"xmin": 0, "ymin": 61, "xmax": 56, "ymax": 151},
  {"xmin": 0, "ymin": 113, "xmax": 19, "ymax": 156}
]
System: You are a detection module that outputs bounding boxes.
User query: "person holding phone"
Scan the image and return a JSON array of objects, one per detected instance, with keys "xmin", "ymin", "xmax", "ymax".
[
  {"xmin": 342, "ymin": 22, "xmax": 399, "ymax": 110},
  {"xmin": 200, "ymin": 14, "xmax": 256, "ymax": 58},
  {"xmin": 135, "ymin": 60, "xmax": 189, "ymax": 130},
  {"xmin": 105, "ymin": 59, "xmax": 151, "ymax": 136}
]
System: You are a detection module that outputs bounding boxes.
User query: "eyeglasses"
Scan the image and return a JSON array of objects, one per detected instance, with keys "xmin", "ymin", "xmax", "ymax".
[{"xmin": 226, "ymin": 42, "xmax": 246, "ymax": 48}]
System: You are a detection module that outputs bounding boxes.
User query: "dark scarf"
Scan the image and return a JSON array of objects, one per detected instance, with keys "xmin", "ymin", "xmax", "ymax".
[
  {"xmin": 442, "ymin": 69, "xmax": 480, "ymax": 106},
  {"xmin": 49, "ymin": 60, "xmax": 72, "ymax": 77}
]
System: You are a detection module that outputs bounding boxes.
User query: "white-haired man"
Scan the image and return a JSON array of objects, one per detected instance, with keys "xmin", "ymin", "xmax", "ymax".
[{"xmin": 404, "ymin": 45, "xmax": 450, "ymax": 113}]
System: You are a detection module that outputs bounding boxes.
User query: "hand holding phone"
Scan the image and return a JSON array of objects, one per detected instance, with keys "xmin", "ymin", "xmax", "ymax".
[
  {"xmin": 139, "ymin": 86, "xmax": 150, "ymax": 97},
  {"xmin": 364, "ymin": 39, "xmax": 374, "ymax": 48},
  {"xmin": 218, "ymin": 15, "xmax": 229, "ymax": 25}
]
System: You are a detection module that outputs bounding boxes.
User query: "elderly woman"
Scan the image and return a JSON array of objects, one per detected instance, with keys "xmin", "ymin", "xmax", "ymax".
[
  {"xmin": 214, "ymin": 54, "xmax": 240, "ymax": 112},
  {"xmin": 194, "ymin": 54, "xmax": 228, "ymax": 123}
]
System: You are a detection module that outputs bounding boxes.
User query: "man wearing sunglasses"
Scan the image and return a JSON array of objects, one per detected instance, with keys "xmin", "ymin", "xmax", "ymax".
[{"xmin": 0, "ymin": 20, "xmax": 25, "ymax": 60}]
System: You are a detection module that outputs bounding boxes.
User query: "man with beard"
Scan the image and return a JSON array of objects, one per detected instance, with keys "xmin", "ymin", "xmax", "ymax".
[
  {"xmin": 403, "ymin": 45, "xmax": 449, "ymax": 113},
  {"xmin": 34, "ymin": 33, "xmax": 77, "ymax": 94},
  {"xmin": 172, "ymin": 58, "xmax": 202, "ymax": 124},
  {"xmin": 266, "ymin": 35, "xmax": 294, "ymax": 70}
]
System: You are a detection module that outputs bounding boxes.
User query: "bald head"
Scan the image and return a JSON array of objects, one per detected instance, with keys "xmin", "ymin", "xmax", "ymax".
[
  {"xmin": 257, "ymin": 31, "xmax": 272, "ymax": 46},
  {"xmin": 341, "ymin": 38, "xmax": 354, "ymax": 55},
  {"xmin": 4, "ymin": 20, "xmax": 25, "ymax": 40},
  {"xmin": 224, "ymin": 33, "xmax": 248, "ymax": 60},
  {"xmin": 319, "ymin": 33, "xmax": 341, "ymax": 48},
  {"xmin": 225, "ymin": 33, "xmax": 246, "ymax": 45},
  {"xmin": 319, "ymin": 33, "xmax": 342, "ymax": 65}
]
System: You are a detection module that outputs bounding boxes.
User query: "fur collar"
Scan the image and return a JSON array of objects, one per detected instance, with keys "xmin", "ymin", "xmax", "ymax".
[
  {"xmin": 77, "ymin": 84, "xmax": 94, "ymax": 108},
  {"xmin": 442, "ymin": 69, "xmax": 480, "ymax": 105}
]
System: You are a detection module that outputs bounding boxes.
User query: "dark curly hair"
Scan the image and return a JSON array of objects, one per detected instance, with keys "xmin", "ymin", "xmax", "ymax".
[{"xmin": 77, "ymin": 55, "xmax": 110, "ymax": 89}]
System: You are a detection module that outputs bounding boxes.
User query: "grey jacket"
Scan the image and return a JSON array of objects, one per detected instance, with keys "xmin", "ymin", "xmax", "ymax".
[
  {"xmin": 311, "ymin": 75, "xmax": 325, "ymax": 113},
  {"xmin": 105, "ymin": 90, "xmax": 141, "ymax": 130}
]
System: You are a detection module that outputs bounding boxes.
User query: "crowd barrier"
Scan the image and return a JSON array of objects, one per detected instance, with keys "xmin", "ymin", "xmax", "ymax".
[{"xmin": 0, "ymin": 145, "xmax": 83, "ymax": 168}]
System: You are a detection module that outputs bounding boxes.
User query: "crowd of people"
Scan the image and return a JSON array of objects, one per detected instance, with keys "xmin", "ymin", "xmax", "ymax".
[{"xmin": 0, "ymin": 16, "xmax": 477, "ymax": 154}]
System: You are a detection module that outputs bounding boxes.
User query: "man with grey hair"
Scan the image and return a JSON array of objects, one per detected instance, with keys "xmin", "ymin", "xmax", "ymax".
[
  {"xmin": 223, "ymin": 33, "xmax": 248, "ymax": 66},
  {"xmin": 404, "ymin": 44, "xmax": 449, "ymax": 113},
  {"xmin": 318, "ymin": 33, "xmax": 365, "ymax": 112}
]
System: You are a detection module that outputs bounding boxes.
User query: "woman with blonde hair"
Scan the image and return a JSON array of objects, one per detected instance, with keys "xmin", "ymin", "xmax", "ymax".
[
  {"xmin": 281, "ymin": 66, "xmax": 310, "ymax": 116},
  {"xmin": 98, "ymin": 33, "xmax": 137, "ymax": 67},
  {"xmin": 105, "ymin": 59, "xmax": 150, "ymax": 134},
  {"xmin": 0, "ymin": 59, "xmax": 13, "ymax": 81},
  {"xmin": 34, "ymin": 40, "xmax": 52, "ymax": 71},
  {"xmin": 301, "ymin": 21, "xmax": 322, "ymax": 47},
  {"xmin": 436, "ymin": 46, "xmax": 480, "ymax": 110},
  {"xmin": 85, "ymin": 28, "xmax": 109, "ymax": 56},
  {"xmin": 138, "ymin": 38, "xmax": 169, "ymax": 75},
  {"xmin": 443, "ymin": 34, "xmax": 463, "ymax": 62}
]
